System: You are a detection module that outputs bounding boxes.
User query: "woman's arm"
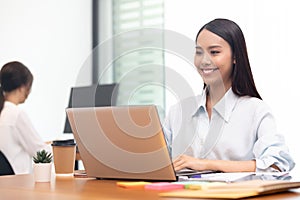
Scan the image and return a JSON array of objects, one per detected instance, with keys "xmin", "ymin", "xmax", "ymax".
[
  {"xmin": 173, "ymin": 154, "xmax": 256, "ymax": 172},
  {"xmin": 16, "ymin": 110, "xmax": 52, "ymax": 156}
]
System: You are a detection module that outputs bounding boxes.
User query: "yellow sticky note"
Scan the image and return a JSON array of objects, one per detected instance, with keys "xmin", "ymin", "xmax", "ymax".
[{"xmin": 116, "ymin": 181, "xmax": 151, "ymax": 189}]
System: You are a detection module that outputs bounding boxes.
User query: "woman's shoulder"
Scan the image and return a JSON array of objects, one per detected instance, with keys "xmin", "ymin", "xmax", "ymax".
[
  {"xmin": 1, "ymin": 102, "xmax": 25, "ymax": 124},
  {"xmin": 239, "ymin": 95, "xmax": 266, "ymax": 105},
  {"xmin": 238, "ymin": 95, "xmax": 272, "ymax": 113},
  {"xmin": 3, "ymin": 101, "xmax": 23, "ymax": 113}
]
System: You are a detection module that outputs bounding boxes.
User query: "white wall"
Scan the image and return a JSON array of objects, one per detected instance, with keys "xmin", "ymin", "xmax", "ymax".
[
  {"xmin": 0, "ymin": 0, "xmax": 92, "ymax": 141},
  {"xmin": 164, "ymin": 0, "xmax": 300, "ymax": 171}
]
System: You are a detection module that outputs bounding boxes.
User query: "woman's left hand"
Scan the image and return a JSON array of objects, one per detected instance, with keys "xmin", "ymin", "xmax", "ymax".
[
  {"xmin": 173, "ymin": 154, "xmax": 257, "ymax": 172},
  {"xmin": 173, "ymin": 154, "xmax": 208, "ymax": 171}
]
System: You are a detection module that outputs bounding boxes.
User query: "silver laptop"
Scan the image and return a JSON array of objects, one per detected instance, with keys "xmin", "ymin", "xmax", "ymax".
[{"xmin": 66, "ymin": 105, "xmax": 177, "ymax": 181}]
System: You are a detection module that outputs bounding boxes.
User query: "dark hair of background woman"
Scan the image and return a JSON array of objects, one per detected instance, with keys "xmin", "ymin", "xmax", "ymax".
[
  {"xmin": 195, "ymin": 18, "xmax": 262, "ymax": 100},
  {"xmin": 0, "ymin": 61, "xmax": 33, "ymax": 114}
]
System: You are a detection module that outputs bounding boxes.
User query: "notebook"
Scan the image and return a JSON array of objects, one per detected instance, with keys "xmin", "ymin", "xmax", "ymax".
[{"xmin": 66, "ymin": 105, "xmax": 177, "ymax": 181}]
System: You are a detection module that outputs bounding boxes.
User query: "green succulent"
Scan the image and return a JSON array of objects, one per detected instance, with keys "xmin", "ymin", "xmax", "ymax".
[{"xmin": 33, "ymin": 149, "xmax": 52, "ymax": 163}]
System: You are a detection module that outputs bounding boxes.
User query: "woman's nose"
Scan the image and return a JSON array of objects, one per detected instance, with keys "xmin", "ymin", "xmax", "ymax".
[{"xmin": 200, "ymin": 53, "xmax": 212, "ymax": 67}]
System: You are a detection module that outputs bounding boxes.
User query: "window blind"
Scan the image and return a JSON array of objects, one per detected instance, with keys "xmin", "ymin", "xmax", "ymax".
[{"xmin": 112, "ymin": 0, "xmax": 165, "ymax": 117}]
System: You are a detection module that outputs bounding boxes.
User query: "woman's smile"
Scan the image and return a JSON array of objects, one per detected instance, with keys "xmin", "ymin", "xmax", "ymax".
[{"xmin": 199, "ymin": 67, "xmax": 219, "ymax": 75}]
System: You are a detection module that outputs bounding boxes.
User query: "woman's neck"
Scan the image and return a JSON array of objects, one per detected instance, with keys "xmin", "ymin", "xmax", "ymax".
[
  {"xmin": 206, "ymin": 84, "xmax": 231, "ymax": 120},
  {"xmin": 4, "ymin": 91, "xmax": 20, "ymax": 105},
  {"xmin": 206, "ymin": 83, "xmax": 231, "ymax": 107}
]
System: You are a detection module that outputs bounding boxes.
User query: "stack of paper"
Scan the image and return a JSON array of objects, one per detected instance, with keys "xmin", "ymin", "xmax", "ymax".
[{"xmin": 160, "ymin": 179, "xmax": 300, "ymax": 199}]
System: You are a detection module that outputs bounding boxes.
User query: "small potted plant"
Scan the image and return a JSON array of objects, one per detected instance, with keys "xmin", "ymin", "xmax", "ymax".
[{"xmin": 33, "ymin": 149, "xmax": 52, "ymax": 182}]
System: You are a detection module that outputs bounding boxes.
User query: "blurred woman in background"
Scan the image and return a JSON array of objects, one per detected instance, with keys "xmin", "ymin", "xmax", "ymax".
[{"xmin": 0, "ymin": 61, "xmax": 51, "ymax": 175}]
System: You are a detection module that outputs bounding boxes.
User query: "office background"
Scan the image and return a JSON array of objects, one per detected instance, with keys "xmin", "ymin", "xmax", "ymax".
[{"xmin": 1, "ymin": 0, "xmax": 299, "ymax": 171}]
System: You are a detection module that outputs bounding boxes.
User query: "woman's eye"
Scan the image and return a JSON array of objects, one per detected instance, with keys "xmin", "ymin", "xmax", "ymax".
[
  {"xmin": 210, "ymin": 50, "xmax": 220, "ymax": 55},
  {"xmin": 195, "ymin": 51, "xmax": 203, "ymax": 55}
]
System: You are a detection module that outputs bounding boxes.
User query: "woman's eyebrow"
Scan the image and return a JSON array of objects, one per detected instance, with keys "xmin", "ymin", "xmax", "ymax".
[
  {"xmin": 195, "ymin": 45, "xmax": 222, "ymax": 50},
  {"xmin": 208, "ymin": 45, "xmax": 222, "ymax": 49}
]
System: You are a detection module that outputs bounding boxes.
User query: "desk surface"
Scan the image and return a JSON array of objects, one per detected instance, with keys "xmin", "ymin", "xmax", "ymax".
[{"xmin": 1, "ymin": 174, "xmax": 300, "ymax": 200}]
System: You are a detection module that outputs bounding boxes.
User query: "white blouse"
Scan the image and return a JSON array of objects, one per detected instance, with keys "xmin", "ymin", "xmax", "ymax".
[
  {"xmin": 163, "ymin": 88, "xmax": 295, "ymax": 172},
  {"xmin": 0, "ymin": 101, "xmax": 51, "ymax": 174}
]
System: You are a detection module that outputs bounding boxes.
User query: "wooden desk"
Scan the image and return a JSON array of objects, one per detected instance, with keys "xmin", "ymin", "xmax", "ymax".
[{"xmin": 1, "ymin": 174, "xmax": 300, "ymax": 200}]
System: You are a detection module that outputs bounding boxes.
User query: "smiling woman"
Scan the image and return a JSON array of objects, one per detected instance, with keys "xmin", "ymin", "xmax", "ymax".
[{"xmin": 163, "ymin": 18, "xmax": 295, "ymax": 173}]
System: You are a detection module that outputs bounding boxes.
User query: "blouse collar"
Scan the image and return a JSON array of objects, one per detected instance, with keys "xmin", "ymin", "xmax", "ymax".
[{"xmin": 192, "ymin": 87, "xmax": 240, "ymax": 122}]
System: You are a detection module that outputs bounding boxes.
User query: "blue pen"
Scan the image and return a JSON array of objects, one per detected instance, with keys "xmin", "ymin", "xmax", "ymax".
[{"xmin": 191, "ymin": 174, "xmax": 201, "ymax": 178}]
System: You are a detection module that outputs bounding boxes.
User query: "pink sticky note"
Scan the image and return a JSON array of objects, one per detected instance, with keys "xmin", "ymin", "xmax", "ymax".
[{"xmin": 144, "ymin": 182, "xmax": 184, "ymax": 191}]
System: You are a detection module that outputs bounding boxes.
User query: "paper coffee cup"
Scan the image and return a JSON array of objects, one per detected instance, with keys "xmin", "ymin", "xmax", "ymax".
[{"xmin": 52, "ymin": 139, "xmax": 76, "ymax": 175}]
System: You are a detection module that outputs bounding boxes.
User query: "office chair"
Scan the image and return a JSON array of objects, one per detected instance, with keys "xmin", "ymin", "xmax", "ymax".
[{"xmin": 0, "ymin": 151, "xmax": 14, "ymax": 176}]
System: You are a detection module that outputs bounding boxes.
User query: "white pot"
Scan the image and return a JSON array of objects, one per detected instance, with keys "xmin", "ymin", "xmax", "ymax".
[{"xmin": 33, "ymin": 163, "xmax": 52, "ymax": 182}]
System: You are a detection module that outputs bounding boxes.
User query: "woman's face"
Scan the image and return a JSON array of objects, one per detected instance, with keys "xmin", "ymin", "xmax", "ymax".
[
  {"xmin": 19, "ymin": 84, "xmax": 32, "ymax": 103},
  {"xmin": 194, "ymin": 29, "xmax": 234, "ymax": 90}
]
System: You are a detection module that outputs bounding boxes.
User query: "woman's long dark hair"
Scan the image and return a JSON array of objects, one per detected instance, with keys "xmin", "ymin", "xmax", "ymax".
[
  {"xmin": 196, "ymin": 18, "xmax": 262, "ymax": 100},
  {"xmin": 0, "ymin": 61, "xmax": 33, "ymax": 114}
]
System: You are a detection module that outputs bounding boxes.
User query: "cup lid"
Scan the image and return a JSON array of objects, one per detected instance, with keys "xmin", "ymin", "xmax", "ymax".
[{"xmin": 51, "ymin": 139, "xmax": 76, "ymax": 146}]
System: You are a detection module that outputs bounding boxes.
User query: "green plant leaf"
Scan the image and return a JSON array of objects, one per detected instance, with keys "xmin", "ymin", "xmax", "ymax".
[{"xmin": 33, "ymin": 149, "xmax": 52, "ymax": 163}]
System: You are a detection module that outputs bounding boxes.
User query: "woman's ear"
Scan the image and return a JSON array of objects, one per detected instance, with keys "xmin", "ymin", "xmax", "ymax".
[{"xmin": 17, "ymin": 86, "xmax": 24, "ymax": 93}]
